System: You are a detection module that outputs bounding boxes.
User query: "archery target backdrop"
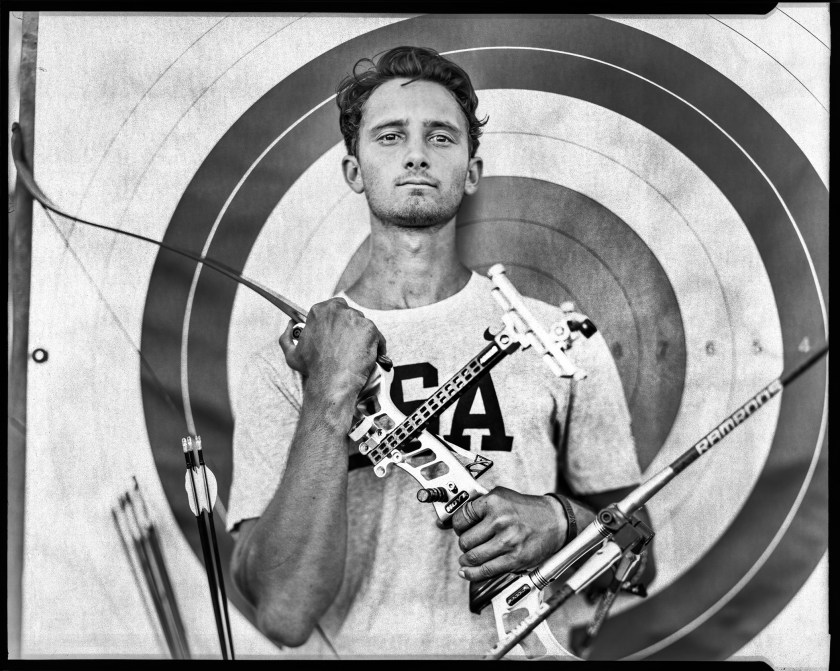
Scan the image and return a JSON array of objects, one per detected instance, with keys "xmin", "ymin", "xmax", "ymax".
[{"xmin": 21, "ymin": 10, "xmax": 828, "ymax": 662}]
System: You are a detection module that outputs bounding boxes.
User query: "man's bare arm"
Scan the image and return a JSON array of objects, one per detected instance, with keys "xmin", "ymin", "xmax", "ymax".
[{"xmin": 229, "ymin": 299, "xmax": 386, "ymax": 647}]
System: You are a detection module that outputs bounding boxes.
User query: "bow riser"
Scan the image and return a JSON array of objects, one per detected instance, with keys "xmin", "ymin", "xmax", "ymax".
[
  {"xmin": 350, "ymin": 395, "xmax": 579, "ymax": 658},
  {"xmin": 350, "ymin": 364, "xmax": 492, "ymax": 525},
  {"xmin": 491, "ymin": 582, "xmax": 577, "ymax": 659}
]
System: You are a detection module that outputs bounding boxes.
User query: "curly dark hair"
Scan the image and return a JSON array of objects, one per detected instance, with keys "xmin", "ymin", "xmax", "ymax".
[{"xmin": 336, "ymin": 46, "xmax": 488, "ymax": 158}]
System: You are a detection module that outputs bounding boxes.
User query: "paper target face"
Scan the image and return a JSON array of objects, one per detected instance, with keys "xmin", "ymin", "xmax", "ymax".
[
  {"xmin": 24, "ymin": 12, "xmax": 826, "ymax": 660},
  {"xmin": 134, "ymin": 15, "xmax": 827, "ymax": 659}
]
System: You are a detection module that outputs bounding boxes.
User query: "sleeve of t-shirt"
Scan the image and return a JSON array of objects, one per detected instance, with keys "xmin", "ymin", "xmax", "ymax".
[
  {"xmin": 561, "ymin": 331, "xmax": 642, "ymax": 496},
  {"xmin": 225, "ymin": 348, "xmax": 302, "ymax": 533}
]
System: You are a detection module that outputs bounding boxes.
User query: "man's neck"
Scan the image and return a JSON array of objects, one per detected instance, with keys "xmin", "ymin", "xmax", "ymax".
[{"xmin": 345, "ymin": 220, "xmax": 472, "ymax": 310}]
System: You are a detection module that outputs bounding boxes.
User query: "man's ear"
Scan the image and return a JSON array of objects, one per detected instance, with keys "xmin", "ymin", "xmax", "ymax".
[
  {"xmin": 464, "ymin": 156, "xmax": 483, "ymax": 195},
  {"xmin": 342, "ymin": 155, "xmax": 365, "ymax": 194}
]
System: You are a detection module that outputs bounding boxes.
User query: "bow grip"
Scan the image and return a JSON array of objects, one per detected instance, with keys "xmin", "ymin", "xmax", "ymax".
[{"xmin": 470, "ymin": 573, "xmax": 521, "ymax": 614}]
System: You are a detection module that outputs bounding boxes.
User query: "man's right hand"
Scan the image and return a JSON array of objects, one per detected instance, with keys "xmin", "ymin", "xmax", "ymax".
[{"xmin": 278, "ymin": 297, "xmax": 387, "ymax": 399}]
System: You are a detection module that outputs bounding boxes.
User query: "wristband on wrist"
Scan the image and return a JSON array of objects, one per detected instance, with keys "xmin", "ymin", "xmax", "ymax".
[{"xmin": 545, "ymin": 492, "xmax": 578, "ymax": 544}]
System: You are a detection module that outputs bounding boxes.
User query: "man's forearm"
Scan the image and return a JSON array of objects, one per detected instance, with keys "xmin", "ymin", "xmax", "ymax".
[{"xmin": 233, "ymin": 386, "xmax": 357, "ymax": 646}]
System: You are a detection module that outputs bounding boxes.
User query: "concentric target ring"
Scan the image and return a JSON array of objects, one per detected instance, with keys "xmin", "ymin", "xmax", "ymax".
[{"xmin": 140, "ymin": 15, "xmax": 827, "ymax": 658}]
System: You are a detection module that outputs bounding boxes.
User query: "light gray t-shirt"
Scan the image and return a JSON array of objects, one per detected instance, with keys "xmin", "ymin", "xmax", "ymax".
[{"xmin": 227, "ymin": 272, "xmax": 640, "ymax": 657}]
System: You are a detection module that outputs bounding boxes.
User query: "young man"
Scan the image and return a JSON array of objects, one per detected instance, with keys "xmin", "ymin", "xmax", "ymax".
[{"xmin": 227, "ymin": 46, "xmax": 648, "ymax": 656}]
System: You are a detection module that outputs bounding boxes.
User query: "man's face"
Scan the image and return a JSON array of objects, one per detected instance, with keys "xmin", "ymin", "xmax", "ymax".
[{"xmin": 343, "ymin": 78, "xmax": 482, "ymax": 230}]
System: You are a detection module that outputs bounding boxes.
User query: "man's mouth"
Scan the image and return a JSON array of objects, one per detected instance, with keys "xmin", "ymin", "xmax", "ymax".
[{"xmin": 397, "ymin": 178, "xmax": 437, "ymax": 187}]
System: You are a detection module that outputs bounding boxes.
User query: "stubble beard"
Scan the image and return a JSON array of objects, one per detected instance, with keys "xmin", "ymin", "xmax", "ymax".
[{"xmin": 368, "ymin": 188, "xmax": 464, "ymax": 231}]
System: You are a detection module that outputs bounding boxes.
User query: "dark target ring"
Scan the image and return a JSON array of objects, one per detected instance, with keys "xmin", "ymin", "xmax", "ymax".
[{"xmin": 140, "ymin": 15, "xmax": 827, "ymax": 659}]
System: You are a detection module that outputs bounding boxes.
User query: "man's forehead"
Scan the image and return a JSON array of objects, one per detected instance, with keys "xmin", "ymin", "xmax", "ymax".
[{"xmin": 361, "ymin": 78, "xmax": 468, "ymax": 129}]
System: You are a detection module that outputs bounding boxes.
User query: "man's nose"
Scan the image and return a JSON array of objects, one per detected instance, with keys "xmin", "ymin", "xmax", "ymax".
[{"xmin": 403, "ymin": 136, "xmax": 429, "ymax": 170}]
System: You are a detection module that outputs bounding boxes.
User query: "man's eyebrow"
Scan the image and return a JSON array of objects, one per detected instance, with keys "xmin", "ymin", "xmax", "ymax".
[
  {"xmin": 423, "ymin": 119, "xmax": 463, "ymax": 135},
  {"xmin": 366, "ymin": 118, "xmax": 464, "ymax": 135},
  {"xmin": 367, "ymin": 118, "xmax": 408, "ymax": 135}
]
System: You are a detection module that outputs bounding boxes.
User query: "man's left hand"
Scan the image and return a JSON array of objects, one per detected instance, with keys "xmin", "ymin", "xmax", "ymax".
[{"xmin": 451, "ymin": 486, "xmax": 566, "ymax": 581}]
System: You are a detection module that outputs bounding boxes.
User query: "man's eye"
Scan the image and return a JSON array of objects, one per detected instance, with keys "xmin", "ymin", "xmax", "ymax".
[
  {"xmin": 378, "ymin": 133, "xmax": 400, "ymax": 143},
  {"xmin": 430, "ymin": 134, "xmax": 453, "ymax": 145}
]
